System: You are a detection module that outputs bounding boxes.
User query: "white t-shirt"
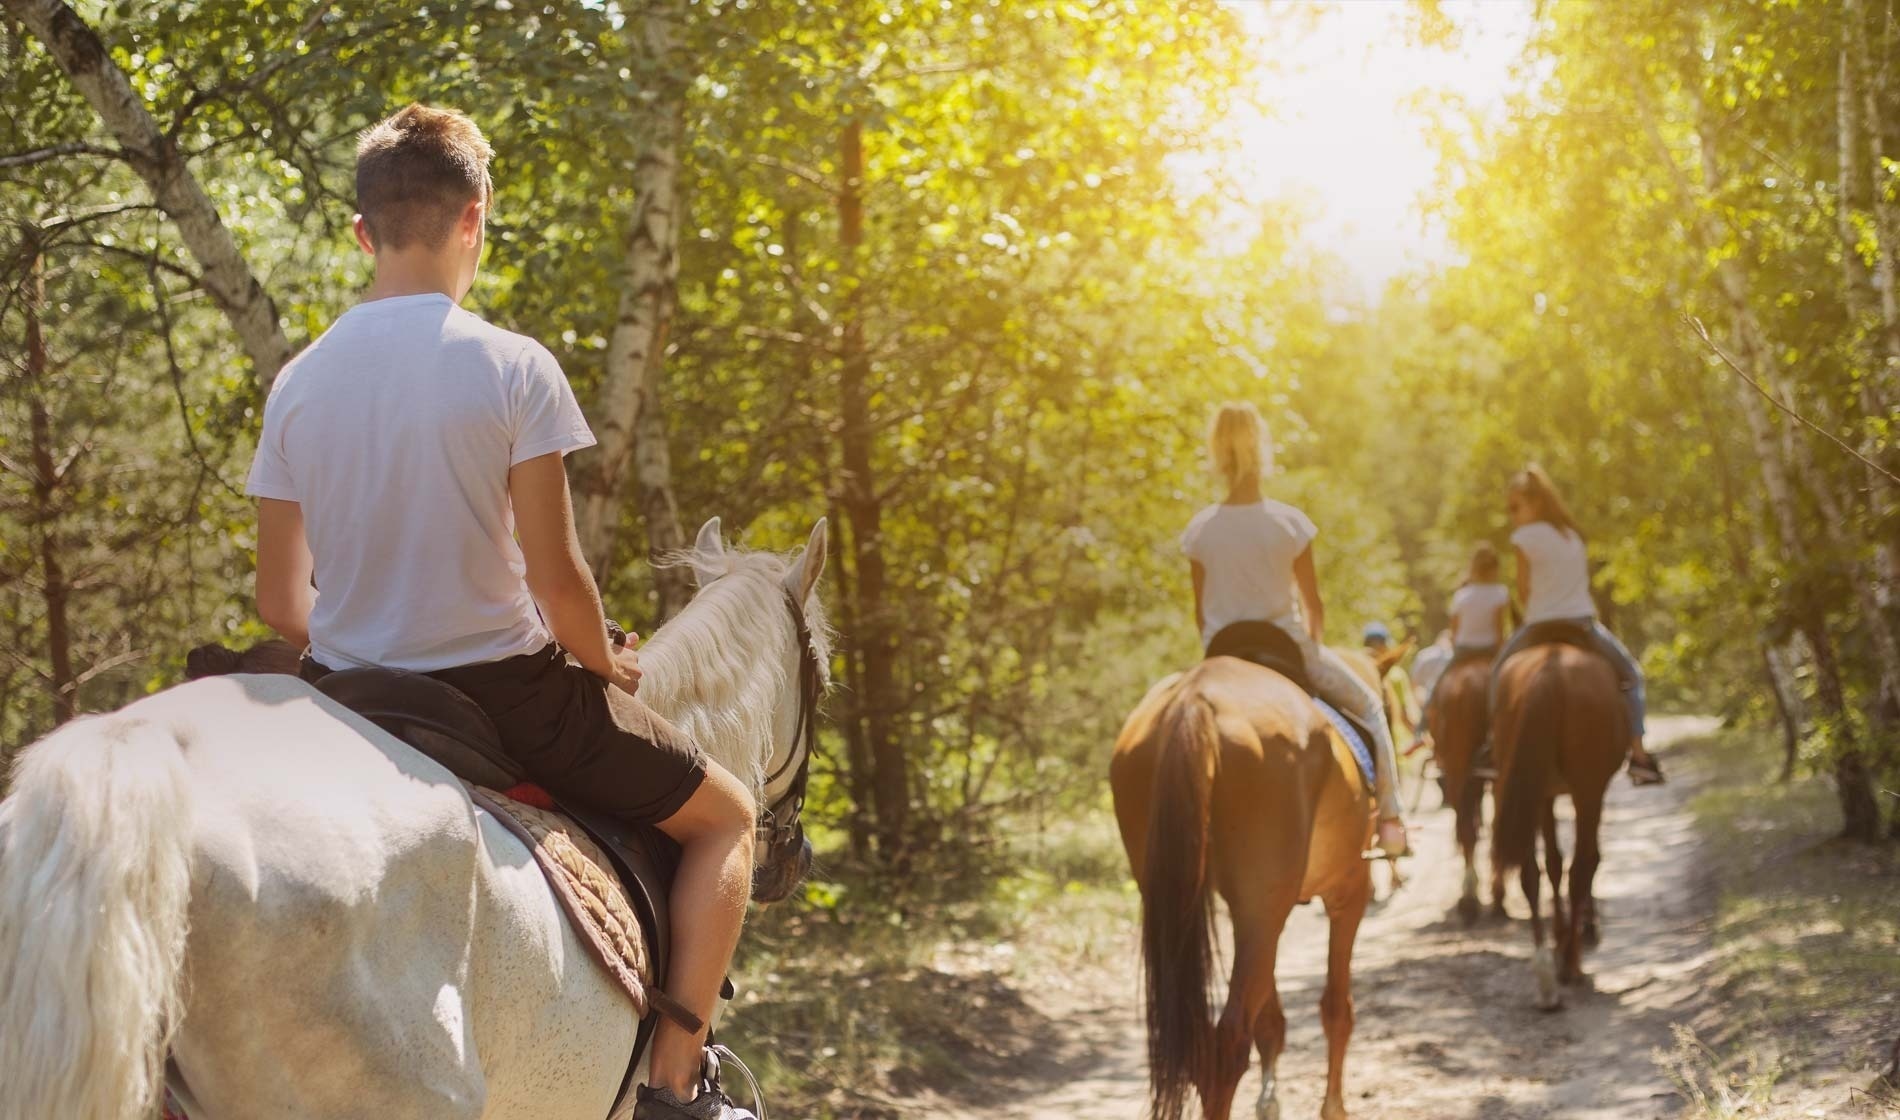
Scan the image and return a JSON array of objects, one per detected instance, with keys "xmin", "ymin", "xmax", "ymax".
[
  {"xmin": 1181, "ymin": 500, "xmax": 1319, "ymax": 646},
  {"xmin": 1449, "ymin": 582, "xmax": 1511, "ymax": 648},
  {"xmin": 1412, "ymin": 640, "xmax": 1453, "ymax": 698},
  {"xmin": 1511, "ymin": 521, "xmax": 1597, "ymax": 624},
  {"xmin": 246, "ymin": 293, "xmax": 597, "ymax": 672}
]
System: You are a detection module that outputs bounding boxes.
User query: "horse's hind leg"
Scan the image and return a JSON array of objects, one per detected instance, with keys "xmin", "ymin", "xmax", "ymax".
[
  {"xmin": 1485, "ymin": 785, "xmax": 1509, "ymax": 918},
  {"xmin": 1565, "ymin": 793, "xmax": 1605, "ymax": 981},
  {"xmin": 1318, "ymin": 877, "xmax": 1370, "ymax": 1120},
  {"xmin": 1522, "ymin": 805, "xmax": 1561, "ymax": 1011},
  {"xmin": 1541, "ymin": 801, "xmax": 1567, "ymax": 959},
  {"xmin": 1215, "ymin": 893, "xmax": 1293, "ymax": 1120},
  {"xmin": 1456, "ymin": 781, "xmax": 1483, "ymax": 926},
  {"xmin": 1244, "ymin": 942, "xmax": 1287, "ymax": 1120}
]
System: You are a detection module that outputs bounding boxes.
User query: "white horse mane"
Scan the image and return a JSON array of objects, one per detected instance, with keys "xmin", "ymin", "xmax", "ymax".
[{"xmin": 633, "ymin": 546, "xmax": 832, "ymax": 804}]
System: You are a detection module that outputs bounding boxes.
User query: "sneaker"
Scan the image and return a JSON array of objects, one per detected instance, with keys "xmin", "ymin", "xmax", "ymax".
[
  {"xmin": 1365, "ymin": 816, "xmax": 1411, "ymax": 860},
  {"xmin": 635, "ymin": 1045, "xmax": 764, "ymax": 1120},
  {"xmin": 1628, "ymin": 755, "xmax": 1666, "ymax": 786}
]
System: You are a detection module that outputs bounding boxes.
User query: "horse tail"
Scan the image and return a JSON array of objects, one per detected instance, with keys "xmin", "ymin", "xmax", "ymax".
[
  {"xmin": 1141, "ymin": 689, "xmax": 1221, "ymax": 1120},
  {"xmin": 1492, "ymin": 654, "xmax": 1561, "ymax": 877},
  {"xmin": 0, "ymin": 716, "xmax": 193, "ymax": 1120}
]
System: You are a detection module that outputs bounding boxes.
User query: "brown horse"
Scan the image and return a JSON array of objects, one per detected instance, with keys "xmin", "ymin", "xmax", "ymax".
[
  {"xmin": 1428, "ymin": 654, "xmax": 1504, "ymax": 926},
  {"xmin": 1111, "ymin": 651, "xmax": 1382, "ymax": 1120},
  {"xmin": 1489, "ymin": 644, "xmax": 1624, "ymax": 1009}
]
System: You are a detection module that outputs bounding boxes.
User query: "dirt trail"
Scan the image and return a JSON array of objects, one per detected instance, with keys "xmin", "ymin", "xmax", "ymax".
[{"xmin": 912, "ymin": 714, "xmax": 1720, "ymax": 1120}]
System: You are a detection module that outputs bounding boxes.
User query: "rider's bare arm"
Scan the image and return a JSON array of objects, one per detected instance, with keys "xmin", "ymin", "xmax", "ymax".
[
  {"xmin": 256, "ymin": 497, "xmax": 315, "ymax": 648},
  {"xmin": 1189, "ymin": 560, "xmax": 1206, "ymax": 636},
  {"xmin": 510, "ymin": 451, "xmax": 641, "ymax": 693},
  {"xmin": 1293, "ymin": 544, "xmax": 1325, "ymax": 644}
]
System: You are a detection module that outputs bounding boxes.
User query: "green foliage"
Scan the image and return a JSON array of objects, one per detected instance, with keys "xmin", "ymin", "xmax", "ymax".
[{"xmin": 4, "ymin": 0, "xmax": 1895, "ymax": 837}]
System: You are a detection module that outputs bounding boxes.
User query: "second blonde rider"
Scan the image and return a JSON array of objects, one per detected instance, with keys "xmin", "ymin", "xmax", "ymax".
[{"xmin": 1181, "ymin": 402, "xmax": 1410, "ymax": 858}]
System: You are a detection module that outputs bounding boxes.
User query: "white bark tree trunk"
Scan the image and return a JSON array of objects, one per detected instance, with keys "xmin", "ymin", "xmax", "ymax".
[
  {"xmin": 6, "ymin": 0, "xmax": 294, "ymax": 387},
  {"xmin": 1845, "ymin": 0, "xmax": 1900, "ymax": 613},
  {"xmin": 1686, "ymin": 82, "xmax": 1884, "ymax": 840},
  {"xmin": 574, "ymin": 1, "xmax": 691, "ymax": 615}
]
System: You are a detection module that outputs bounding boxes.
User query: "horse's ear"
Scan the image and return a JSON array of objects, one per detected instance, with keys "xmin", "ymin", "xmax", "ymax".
[
  {"xmin": 1374, "ymin": 642, "xmax": 1411, "ymax": 679},
  {"xmin": 784, "ymin": 517, "xmax": 829, "ymax": 604},
  {"xmin": 690, "ymin": 517, "xmax": 728, "ymax": 586}
]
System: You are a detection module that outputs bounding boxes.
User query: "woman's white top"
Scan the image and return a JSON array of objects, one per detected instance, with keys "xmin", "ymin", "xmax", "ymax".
[
  {"xmin": 1448, "ymin": 582, "xmax": 1511, "ymax": 648},
  {"xmin": 1511, "ymin": 521, "xmax": 1597, "ymax": 623},
  {"xmin": 1181, "ymin": 499, "xmax": 1319, "ymax": 646}
]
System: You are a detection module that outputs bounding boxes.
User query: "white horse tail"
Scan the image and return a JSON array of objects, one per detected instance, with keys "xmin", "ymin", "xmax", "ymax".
[{"xmin": 0, "ymin": 716, "xmax": 194, "ymax": 1120}]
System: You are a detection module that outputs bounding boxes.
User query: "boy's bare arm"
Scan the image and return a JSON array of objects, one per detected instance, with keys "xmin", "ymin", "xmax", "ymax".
[
  {"xmin": 257, "ymin": 498, "xmax": 316, "ymax": 648},
  {"xmin": 510, "ymin": 452, "xmax": 641, "ymax": 692}
]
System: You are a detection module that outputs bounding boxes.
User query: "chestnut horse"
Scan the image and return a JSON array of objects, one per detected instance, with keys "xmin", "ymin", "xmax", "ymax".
[
  {"xmin": 1111, "ymin": 651, "xmax": 1382, "ymax": 1120},
  {"xmin": 1489, "ymin": 643, "xmax": 1623, "ymax": 1009},
  {"xmin": 1427, "ymin": 655, "xmax": 1504, "ymax": 926}
]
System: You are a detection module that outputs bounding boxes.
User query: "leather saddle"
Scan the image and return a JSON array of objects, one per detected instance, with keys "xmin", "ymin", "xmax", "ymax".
[
  {"xmin": 1512, "ymin": 618, "xmax": 1598, "ymax": 655},
  {"xmin": 1202, "ymin": 621, "xmax": 1382, "ymax": 750},
  {"xmin": 309, "ymin": 667, "xmax": 683, "ymax": 1083}
]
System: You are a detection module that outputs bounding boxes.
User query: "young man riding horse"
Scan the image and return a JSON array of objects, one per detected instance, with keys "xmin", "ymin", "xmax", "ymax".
[{"xmin": 248, "ymin": 105, "xmax": 756, "ymax": 1120}]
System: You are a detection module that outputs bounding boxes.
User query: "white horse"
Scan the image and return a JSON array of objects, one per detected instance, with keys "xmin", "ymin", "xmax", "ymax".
[{"xmin": 0, "ymin": 516, "xmax": 829, "ymax": 1120}]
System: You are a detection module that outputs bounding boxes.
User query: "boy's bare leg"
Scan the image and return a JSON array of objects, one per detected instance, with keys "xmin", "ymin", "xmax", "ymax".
[{"xmin": 651, "ymin": 761, "xmax": 756, "ymax": 1099}]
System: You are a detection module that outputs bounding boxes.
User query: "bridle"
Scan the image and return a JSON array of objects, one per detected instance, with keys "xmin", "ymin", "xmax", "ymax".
[{"xmin": 758, "ymin": 587, "xmax": 821, "ymax": 854}]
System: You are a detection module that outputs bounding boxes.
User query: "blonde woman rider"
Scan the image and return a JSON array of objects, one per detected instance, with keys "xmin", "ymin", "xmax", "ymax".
[
  {"xmin": 1483, "ymin": 465, "xmax": 1664, "ymax": 785},
  {"xmin": 1181, "ymin": 402, "xmax": 1410, "ymax": 857}
]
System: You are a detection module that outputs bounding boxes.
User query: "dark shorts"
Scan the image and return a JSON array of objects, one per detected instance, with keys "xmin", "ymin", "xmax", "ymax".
[{"xmin": 302, "ymin": 643, "xmax": 707, "ymax": 825}]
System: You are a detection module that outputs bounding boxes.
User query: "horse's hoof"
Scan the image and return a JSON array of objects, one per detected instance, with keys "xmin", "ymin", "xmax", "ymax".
[
  {"xmin": 1319, "ymin": 1098, "xmax": 1349, "ymax": 1120},
  {"xmin": 1458, "ymin": 895, "xmax": 1480, "ymax": 927},
  {"xmin": 1582, "ymin": 921, "xmax": 1601, "ymax": 949},
  {"xmin": 1255, "ymin": 1092, "xmax": 1280, "ymax": 1120},
  {"xmin": 1533, "ymin": 946, "xmax": 1563, "ymax": 1010}
]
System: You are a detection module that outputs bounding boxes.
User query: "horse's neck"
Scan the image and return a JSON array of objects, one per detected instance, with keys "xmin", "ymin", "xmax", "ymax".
[{"xmin": 632, "ymin": 606, "xmax": 790, "ymax": 800}]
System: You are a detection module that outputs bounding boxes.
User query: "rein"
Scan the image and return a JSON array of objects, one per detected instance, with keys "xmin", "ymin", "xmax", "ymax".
[{"xmin": 759, "ymin": 588, "xmax": 820, "ymax": 851}]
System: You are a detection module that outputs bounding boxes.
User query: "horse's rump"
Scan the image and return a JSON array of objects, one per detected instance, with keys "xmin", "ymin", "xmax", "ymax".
[
  {"xmin": 1491, "ymin": 646, "xmax": 1621, "ymax": 875},
  {"xmin": 1112, "ymin": 658, "xmax": 1368, "ymax": 1120}
]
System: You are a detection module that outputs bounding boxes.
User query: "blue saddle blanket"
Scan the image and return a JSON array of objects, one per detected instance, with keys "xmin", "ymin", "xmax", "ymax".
[{"xmin": 1311, "ymin": 698, "xmax": 1376, "ymax": 787}]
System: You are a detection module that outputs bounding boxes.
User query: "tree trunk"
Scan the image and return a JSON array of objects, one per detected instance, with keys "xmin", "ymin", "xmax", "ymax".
[
  {"xmin": 1764, "ymin": 643, "xmax": 1803, "ymax": 782},
  {"xmin": 837, "ymin": 118, "xmax": 908, "ymax": 858},
  {"xmin": 572, "ymin": 1, "xmax": 691, "ymax": 615},
  {"xmin": 828, "ymin": 499, "xmax": 876, "ymax": 859},
  {"xmin": 24, "ymin": 240, "xmax": 75, "ymax": 725},
  {"xmin": 1846, "ymin": 0, "xmax": 1900, "ymax": 655},
  {"xmin": 1691, "ymin": 92, "xmax": 1885, "ymax": 839},
  {"xmin": 1849, "ymin": 0, "xmax": 1900, "ymax": 380},
  {"xmin": 5, "ymin": 0, "xmax": 293, "ymax": 388}
]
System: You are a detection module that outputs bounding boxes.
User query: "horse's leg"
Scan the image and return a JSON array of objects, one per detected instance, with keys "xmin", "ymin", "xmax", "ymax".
[
  {"xmin": 1244, "ymin": 938, "xmax": 1287, "ymax": 1120},
  {"xmin": 1214, "ymin": 885, "xmax": 1296, "ymax": 1120},
  {"xmin": 1456, "ymin": 777, "xmax": 1482, "ymax": 926},
  {"xmin": 1565, "ymin": 792, "xmax": 1605, "ymax": 980},
  {"xmin": 1522, "ymin": 804, "xmax": 1560, "ymax": 1010},
  {"xmin": 1318, "ymin": 876, "xmax": 1370, "ymax": 1120},
  {"xmin": 1486, "ymin": 784, "xmax": 1509, "ymax": 918},
  {"xmin": 1542, "ymin": 800, "xmax": 1567, "ymax": 962}
]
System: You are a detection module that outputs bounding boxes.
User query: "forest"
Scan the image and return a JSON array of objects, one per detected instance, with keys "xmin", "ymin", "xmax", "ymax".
[{"xmin": 6, "ymin": 0, "xmax": 1894, "ymax": 844}]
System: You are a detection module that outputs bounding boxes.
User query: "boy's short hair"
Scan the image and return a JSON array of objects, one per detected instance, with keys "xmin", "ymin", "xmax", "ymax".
[{"xmin": 355, "ymin": 104, "xmax": 494, "ymax": 251}]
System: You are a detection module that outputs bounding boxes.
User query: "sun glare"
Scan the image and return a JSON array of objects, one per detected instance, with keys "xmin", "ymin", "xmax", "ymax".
[{"xmin": 1204, "ymin": 0, "xmax": 1534, "ymax": 302}]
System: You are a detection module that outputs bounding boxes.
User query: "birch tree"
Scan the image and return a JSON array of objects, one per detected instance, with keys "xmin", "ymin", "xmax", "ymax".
[{"xmin": 4, "ymin": 0, "xmax": 293, "ymax": 387}]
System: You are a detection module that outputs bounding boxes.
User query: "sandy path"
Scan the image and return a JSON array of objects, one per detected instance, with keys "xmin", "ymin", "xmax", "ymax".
[{"xmin": 912, "ymin": 714, "xmax": 1719, "ymax": 1120}]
